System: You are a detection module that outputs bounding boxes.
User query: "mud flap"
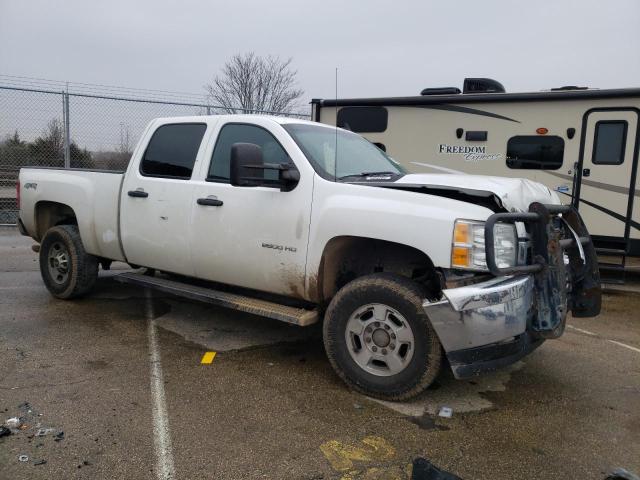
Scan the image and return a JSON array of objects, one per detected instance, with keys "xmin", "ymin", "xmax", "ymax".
[{"xmin": 561, "ymin": 207, "xmax": 602, "ymax": 318}]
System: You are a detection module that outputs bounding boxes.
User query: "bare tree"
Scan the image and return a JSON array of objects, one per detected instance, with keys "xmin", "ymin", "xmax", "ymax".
[
  {"xmin": 44, "ymin": 118, "xmax": 64, "ymax": 157},
  {"xmin": 205, "ymin": 53, "xmax": 304, "ymax": 114},
  {"xmin": 27, "ymin": 118, "xmax": 91, "ymax": 167}
]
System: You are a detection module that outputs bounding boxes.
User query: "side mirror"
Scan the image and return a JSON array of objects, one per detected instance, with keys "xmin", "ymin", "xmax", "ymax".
[
  {"xmin": 230, "ymin": 143, "xmax": 264, "ymax": 187},
  {"xmin": 230, "ymin": 142, "xmax": 300, "ymax": 191}
]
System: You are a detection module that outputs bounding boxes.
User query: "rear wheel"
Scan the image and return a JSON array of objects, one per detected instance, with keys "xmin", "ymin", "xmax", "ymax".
[
  {"xmin": 323, "ymin": 273, "xmax": 442, "ymax": 401},
  {"xmin": 39, "ymin": 225, "xmax": 98, "ymax": 299}
]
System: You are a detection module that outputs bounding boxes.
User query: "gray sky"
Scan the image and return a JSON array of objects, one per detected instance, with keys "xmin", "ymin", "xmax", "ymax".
[{"xmin": 1, "ymin": 0, "xmax": 639, "ymax": 104}]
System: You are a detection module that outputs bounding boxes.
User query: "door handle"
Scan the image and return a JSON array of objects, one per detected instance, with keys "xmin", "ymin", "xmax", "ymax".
[
  {"xmin": 582, "ymin": 168, "xmax": 591, "ymax": 177},
  {"xmin": 197, "ymin": 197, "xmax": 223, "ymax": 207},
  {"xmin": 128, "ymin": 190, "xmax": 149, "ymax": 198}
]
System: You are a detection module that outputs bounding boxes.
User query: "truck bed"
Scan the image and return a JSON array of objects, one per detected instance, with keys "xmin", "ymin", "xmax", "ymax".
[{"xmin": 18, "ymin": 167, "xmax": 126, "ymax": 261}]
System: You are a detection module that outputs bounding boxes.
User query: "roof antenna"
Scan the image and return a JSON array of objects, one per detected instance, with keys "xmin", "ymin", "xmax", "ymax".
[{"xmin": 334, "ymin": 67, "xmax": 338, "ymax": 180}]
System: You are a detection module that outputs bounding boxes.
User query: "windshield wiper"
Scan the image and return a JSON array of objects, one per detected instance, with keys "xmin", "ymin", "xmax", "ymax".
[{"xmin": 338, "ymin": 171, "xmax": 399, "ymax": 180}]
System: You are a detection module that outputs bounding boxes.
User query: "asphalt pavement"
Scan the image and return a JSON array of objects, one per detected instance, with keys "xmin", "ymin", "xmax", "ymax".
[{"xmin": 1, "ymin": 226, "xmax": 639, "ymax": 479}]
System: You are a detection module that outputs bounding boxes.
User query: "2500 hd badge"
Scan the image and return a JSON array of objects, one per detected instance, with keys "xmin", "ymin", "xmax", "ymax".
[{"xmin": 262, "ymin": 242, "xmax": 297, "ymax": 253}]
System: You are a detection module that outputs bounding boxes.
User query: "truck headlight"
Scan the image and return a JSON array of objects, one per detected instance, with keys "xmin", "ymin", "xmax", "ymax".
[{"xmin": 451, "ymin": 219, "xmax": 517, "ymax": 271}]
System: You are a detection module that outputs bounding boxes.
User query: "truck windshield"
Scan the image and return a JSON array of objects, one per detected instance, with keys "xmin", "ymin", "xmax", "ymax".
[{"xmin": 283, "ymin": 123, "xmax": 405, "ymax": 181}]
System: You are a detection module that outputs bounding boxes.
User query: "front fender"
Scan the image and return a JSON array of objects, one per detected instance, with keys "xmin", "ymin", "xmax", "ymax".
[{"xmin": 305, "ymin": 178, "xmax": 494, "ymax": 294}]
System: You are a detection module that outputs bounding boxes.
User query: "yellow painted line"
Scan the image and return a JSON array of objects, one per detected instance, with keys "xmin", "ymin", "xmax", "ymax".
[
  {"xmin": 320, "ymin": 436, "xmax": 396, "ymax": 472},
  {"xmin": 200, "ymin": 352, "xmax": 217, "ymax": 364}
]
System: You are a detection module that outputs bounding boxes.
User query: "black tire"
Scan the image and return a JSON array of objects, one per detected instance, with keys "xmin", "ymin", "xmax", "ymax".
[
  {"xmin": 323, "ymin": 273, "xmax": 442, "ymax": 401},
  {"xmin": 39, "ymin": 225, "xmax": 98, "ymax": 299}
]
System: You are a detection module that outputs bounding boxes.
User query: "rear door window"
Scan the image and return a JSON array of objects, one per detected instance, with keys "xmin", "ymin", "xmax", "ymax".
[
  {"xmin": 140, "ymin": 123, "xmax": 207, "ymax": 179},
  {"xmin": 506, "ymin": 136, "xmax": 564, "ymax": 170}
]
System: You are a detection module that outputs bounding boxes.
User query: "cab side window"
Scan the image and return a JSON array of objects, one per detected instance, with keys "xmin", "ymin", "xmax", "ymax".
[
  {"xmin": 140, "ymin": 123, "xmax": 207, "ymax": 179},
  {"xmin": 208, "ymin": 124, "xmax": 290, "ymax": 182}
]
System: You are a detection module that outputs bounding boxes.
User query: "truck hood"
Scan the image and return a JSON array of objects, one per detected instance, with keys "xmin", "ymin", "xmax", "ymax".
[{"xmin": 372, "ymin": 173, "xmax": 561, "ymax": 212}]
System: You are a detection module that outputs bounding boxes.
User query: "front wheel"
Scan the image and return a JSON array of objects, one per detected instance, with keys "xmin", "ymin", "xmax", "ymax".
[
  {"xmin": 39, "ymin": 225, "xmax": 98, "ymax": 299},
  {"xmin": 323, "ymin": 273, "xmax": 442, "ymax": 401}
]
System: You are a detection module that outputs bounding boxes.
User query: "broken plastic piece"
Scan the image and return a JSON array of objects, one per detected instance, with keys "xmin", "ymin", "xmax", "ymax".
[
  {"xmin": 34, "ymin": 459, "xmax": 47, "ymax": 466},
  {"xmin": 438, "ymin": 407, "xmax": 453, "ymax": 418},
  {"xmin": 6, "ymin": 417, "xmax": 21, "ymax": 428},
  {"xmin": 54, "ymin": 431, "xmax": 65, "ymax": 441},
  {"xmin": 18, "ymin": 455, "xmax": 29, "ymax": 462},
  {"xmin": 0, "ymin": 426, "xmax": 11, "ymax": 437},
  {"xmin": 35, "ymin": 428, "xmax": 56, "ymax": 437}
]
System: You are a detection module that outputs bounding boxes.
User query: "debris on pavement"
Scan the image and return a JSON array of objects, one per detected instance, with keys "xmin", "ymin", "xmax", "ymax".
[
  {"xmin": 18, "ymin": 454, "xmax": 29, "ymax": 462},
  {"xmin": 0, "ymin": 426, "xmax": 12, "ymax": 437},
  {"xmin": 409, "ymin": 414, "xmax": 450, "ymax": 431},
  {"xmin": 6, "ymin": 417, "xmax": 21, "ymax": 429},
  {"xmin": 35, "ymin": 427, "xmax": 56, "ymax": 437},
  {"xmin": 438, "ymin": 407, "xmax": 453, "ymax": 418},
  {"xmin": 34, "ymin": 459, "xmax": 47, "ymax": 466},
  {"xmin": 54, "ymin": 431, "xmax": 65, "ymax": 442},
  {"xmin": 412, "ymin": 458, "xmax": 462, "ymax": 480}
]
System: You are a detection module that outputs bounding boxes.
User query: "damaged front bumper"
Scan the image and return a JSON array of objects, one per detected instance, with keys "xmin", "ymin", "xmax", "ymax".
[
  {"xmin": 424, "ymin": 202, "xmax": 601, "ymax": 379},
  {"xmin": 424, "ymin": 275, "xmax": 542, "ymax": 378}
]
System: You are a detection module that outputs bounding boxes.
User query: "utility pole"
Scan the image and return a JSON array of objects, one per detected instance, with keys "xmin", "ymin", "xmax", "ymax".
[{"xmin": 62, "ymin": 84, "xmax": 71, "ymax": 168}]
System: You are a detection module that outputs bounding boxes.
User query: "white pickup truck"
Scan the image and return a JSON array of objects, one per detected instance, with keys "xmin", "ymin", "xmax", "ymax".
[{"xmin": 17, "ymin": 115, "xmax": 601, "ymax": 400}]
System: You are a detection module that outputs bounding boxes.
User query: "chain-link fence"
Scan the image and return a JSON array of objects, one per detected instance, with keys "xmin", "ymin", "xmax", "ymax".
[{"xmin": 0, "ymin": 84, "xmax": 310, "ymax": 224}]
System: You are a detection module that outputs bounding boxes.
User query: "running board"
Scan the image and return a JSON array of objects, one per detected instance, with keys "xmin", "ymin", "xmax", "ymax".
[{"xmin": 114, "ymin": 272, "xmax": 319, "ymax": 326}]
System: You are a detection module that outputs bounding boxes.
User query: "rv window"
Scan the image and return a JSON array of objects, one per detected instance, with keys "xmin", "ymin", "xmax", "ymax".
[
  {"xmin": 506, "ymin": 136, "xmax": 564, "ymax": 170},
  {"xmin": 593, "ymin": 121, "xmax": 627, "ymax": 165},
  {"xmin": 337, "ymin": 107, "xmax": 388, "ymax": 133}
]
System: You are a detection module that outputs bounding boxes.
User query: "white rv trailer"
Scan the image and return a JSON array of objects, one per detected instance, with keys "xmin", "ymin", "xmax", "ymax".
[{"xmin": 311, "ymin": 79, "xmax": 640, "ymax": 275}]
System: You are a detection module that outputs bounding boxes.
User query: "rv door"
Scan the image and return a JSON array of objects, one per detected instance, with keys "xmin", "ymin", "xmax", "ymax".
[{"xmin": 576, "ymin": 109, "xmax": 639, "ymax": 244}]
